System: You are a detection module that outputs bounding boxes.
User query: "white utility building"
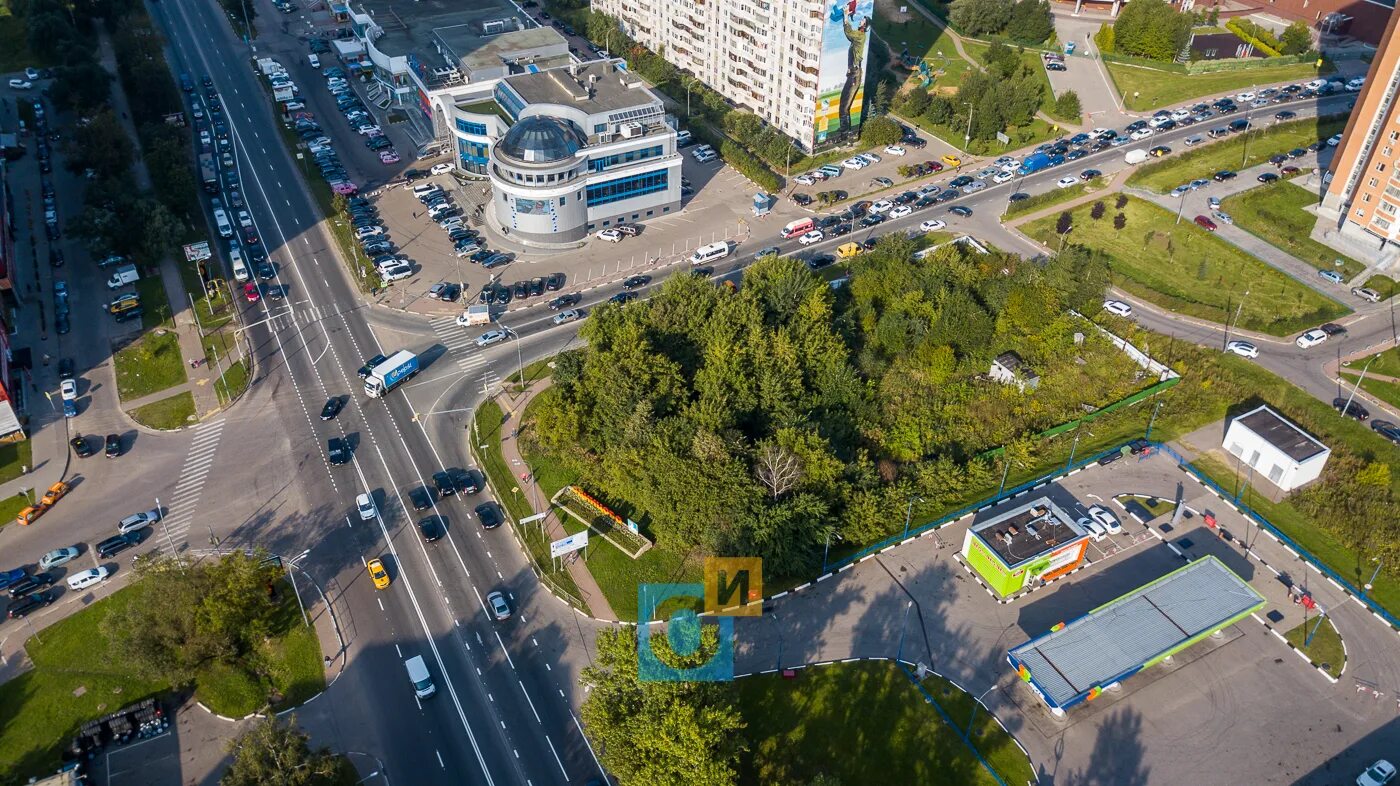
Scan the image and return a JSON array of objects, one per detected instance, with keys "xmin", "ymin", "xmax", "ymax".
[{"xmin": 1222, "ymin": 405, "xmax": 1330, "ymax": 492}]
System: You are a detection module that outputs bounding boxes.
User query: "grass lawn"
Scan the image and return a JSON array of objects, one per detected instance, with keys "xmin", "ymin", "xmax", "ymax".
[
  {"xmin": 1127, "ymin": 115, "xmax": 1348, "ymax": 193},
  {"xmin": 136, "ymin": 274, "xmax": 174, "ymax": 330},
  {"xmin": 873, "ymin": 1, "xmax": 972, "ymax": 88},
  {"xmin": 1107, "ymin": 60, "xmax": 1328, "ymax": 111},
  {"xmin": 736, "ymin": 662, "xmax": 1033, "ymax": 786},
  {"xmin": 204, "ymin": 330, "xmax": 250, "ymax": 404},
  {"xmin": 1343, "ymin": 347, "xmax": 1400, "ymax": 379},
  {"xmin": 1023, "ymin": 194, "xmax": 1349, "ymax": 335},
  {"xmin": 505, "ymin": 358, "xmax": 555, "ymax": 388},
  {"xmin": 0, "ymin": 491, "xmax": 30, "ymax": 529},
  {"xmin": 1115, "ymin": 493, "xmax": 1174, "ymax": 521},
  {"xmin": 1190, "ymin": 454, "xmax": 1400, "ymax": 621},
  {"xmin": 1340, "ymin": 372, "xmax": 1400, "ymax": 412},
  {"xmin": 1221, "ymin": 182, "xmax": 1365, "ymax": 279},
  {"xmin": 910, "ymin": 113, "xmax": 1061, "ymax": 157},
  {"xmin": 1284, "ymin": 616, "xmax": 1345, "ymax": 678},
  {"xmin": 215, "ymin": 360, "xmax": 249, "ymax": 405},
  {"xmin": 113, "ymin": 329, "xmax": 188, "ymax": 401},
  {"xmin": 961, "ymin": 39, "xmax": 1070, "ymax": 121},
  {"xmin": 0, "ymin": 438, "xmax": 33, "ymax": 485},
  {"xmin": 128, "ymin": 390, "xmax": 196, "ymax": 430},
  {"xmin": 1362, "ymin": 274, "xmax": 1398, "ymax": 301},
  {"xmin": 196, "ymin": 579, "xmax": 325, "ymax": 716},
  {"xmin": 1004, "ymin": 177, "xmax": 1106, "ymax": 219}
]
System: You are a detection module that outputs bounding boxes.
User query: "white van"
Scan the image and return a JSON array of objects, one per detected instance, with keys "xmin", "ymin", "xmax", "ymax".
[
  {"xmin": 405, "ymin": 655, "xmax": 436, "ymax": 699},
  {"xmin": 308, "ymin": 53, "xmax": 320, "ymax": 68},
  {"xmin": 213, "ymin": 206, "xmax": 233, "ymax": 238},
  {"xmin": 1123, "ymin": 149, "xmax": 1149, "ymax": 165},
  {"xmin": 690, "ymin": 241, "xmax": 730, "ymax": 265},
  {"xmin": 230, "ymin": 246, "xmax": 250, "ymax": 282},
  {"xmin": 412, "ymin": 182, "xmax": 439, "ymax": 196}
]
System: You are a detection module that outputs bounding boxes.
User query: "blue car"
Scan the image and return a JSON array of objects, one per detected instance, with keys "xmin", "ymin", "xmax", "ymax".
[
  {"xmin": 0, "ymin": 568, "xmax": 27, "ymax": 590},
  {"xmin": 63, "ymin": 399, "xmax": 76, "ymax": 418}
]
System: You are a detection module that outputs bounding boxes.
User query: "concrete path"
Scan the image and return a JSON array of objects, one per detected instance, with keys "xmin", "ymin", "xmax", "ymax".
[{"xmin": 495, "ymin": 378, "xmax": 618, "ymax": 620}]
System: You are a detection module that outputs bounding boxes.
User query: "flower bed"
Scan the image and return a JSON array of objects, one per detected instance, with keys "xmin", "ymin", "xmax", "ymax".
[{"xmin": 553, "ymin": 486, "xmax": 653, "ymax": 559}]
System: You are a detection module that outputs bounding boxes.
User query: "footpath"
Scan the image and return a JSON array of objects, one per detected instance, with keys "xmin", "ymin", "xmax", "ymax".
[{"xmin": 494, "ymin": 378, "xmax": 619, "ymax": 621}]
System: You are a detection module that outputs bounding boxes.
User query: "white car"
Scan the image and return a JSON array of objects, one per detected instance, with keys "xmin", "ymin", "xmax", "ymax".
[
  {"xmin": 1327, "ymin": 134, "xmax": 1342, "ymax": 147},
  {"xmin": 889, "ymin": 205, "xmax": 913, "ymax": 219},
  {"xmin": 869, "ymin": 200, "xmax": 893, "ymax": 214},
  {"xmin": 1130, "ymin": 128, "xmax": 1154, "ymax": 140},
  {"xmin": 1358, "ymin": 760, "xmax": 1396, "ymax": 786},
  {"xmin": 596, "ymin": 229, "xmax": 624, "ymax": 242},
  {"xmin": 67, "ymin": 567, "xmax": 109, "ymax": 591},
  {"xmin": 1056, "ymin": 176, "xmax": 1079, "ymax": 189},
  {"xmin": 487, "ymin": 590, "xmax": 512, "ymax": 620},
  {"xmin": 1296, "ymin": 329, "xmax": 1329, "ymax": 348},
  {"xmin": 797, "ymin": 230, "xmax": 824, "ymax": 245},
  {"xmin": 1169, "ymin": 108, "xmax": 1190, "ymax": 121},
  {"xmin": 883, "ymin": 145, "xmax": 906, "ymax": 156},
  {"xmin": 117, "ymin": 509, "xmax": 161, "ymax": 534},
  {"xmin": 476, "ymin": 329, "xmax": 509, "ymax": 347},
  {"xmin": 859, "ymin": 152, "xmax": 881, "ymax": 164},
  {"xmin": 1087, "ymin": 505, "xmax": 1122, "ymax": 535},
  {"xmin": 357, "ymin": 125, "xmax": 383, "ymax": 136},
  {"xmin": 794, "ymin": 174, "xmax": 816, "ymax": 186},
  {"xmin": 993, "ymin": 155, "xmax": 1018, "ymax": 168},
  {"xmin": 1236, "ymin": 91, "xmax": 1256, "ymax": 103},
  {"xmin": 992, "ymin": 171, "xmax": 1015, "ymax": 184},
  {"xmin": 552, "ymin": 309, "xmax": 581, "ymax": 325},
  {"xmin": 237, "ymin": 210, "xmax": 254, "ymax": 228},
  {"xmin": 380, "ymin": 263, "xmax": 414, "ymax": 282},
  {"xmin": 919, "ymin": 219, "xmax": 946, "ymax": 233},
  {"xmin": 60, "ymin": 379, "xmax": 77, "ymax": 401},
  {"xmin": 1077, "ymin": 516, "xmax": 1107, "ymax": 542},
  {"xmin": 356, "ymin": 493, "xmax": 377, "ymax": 521},
  {"xmin": 1225, "ymin": 340, "xmax": 1259, "ymax": 359},
  {"xmin": 1103, "ymin": 300, "xmax": 1133, "ymax": 317},
  {"xmin": 430, "ymin": 162, "xmax": 455, "ymax": 175},
  {"xmin": 841, "ymin": 157, "xmax": 866, "ymax": 170},
  {"xmin": 7, "ymin": 79, "xmax": 32, "ymax": 90}
]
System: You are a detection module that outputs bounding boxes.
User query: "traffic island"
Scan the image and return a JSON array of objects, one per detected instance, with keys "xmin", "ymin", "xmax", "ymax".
[{"xmin": 1283, "ymin": 616, "xmax": 1345, "ymax": 679}]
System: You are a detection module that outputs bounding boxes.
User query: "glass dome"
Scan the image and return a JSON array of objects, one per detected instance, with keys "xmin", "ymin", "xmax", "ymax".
[{"xmin": 495, "ymin": 116, "xmax": 587, "ymax": 164}]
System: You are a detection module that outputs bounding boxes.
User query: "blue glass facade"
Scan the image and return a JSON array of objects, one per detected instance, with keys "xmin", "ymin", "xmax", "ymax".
[
  {"xmin": 458, "ymin": 138, "xmax": 489, "ymax": 175},
  {"xmin": 588, "ymin": 145, "xmax": 664, "ymax": 173},
  {"xmin": 586, "ymin": 170, "xmax": 668, "ymax": 207},
  {"xmin": 493, "ymin": 84, "xmax": 527, "ymax": 120},
  {"xmin": 456, "ymin": 118, "xmax": 488, "ymax": 136}
]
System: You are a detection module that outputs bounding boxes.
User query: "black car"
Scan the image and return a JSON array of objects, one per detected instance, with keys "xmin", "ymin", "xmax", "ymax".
[
  {"xmin": 1371, "ymin": 419, "xmax": 1400, "ymax": 444},
  {"xmin": 1127, "ymin": 438, "xmax": 1152, "ymax": 455},
  {"xmin": 357, "ymin": 354, "xmax": 388, "ymax": 378},
  {"xmin": 1319, "ymin": 322, "xmax": 1348, "ymax": 336},
  {"xmin": 1080, "ymin": 169, "xmax": 1102, "ymax": 180},
  {"xmin": 691, "ymin": 266, "xmax": 715, "ymax": 277},
  {"xmin": 805, "ymin": 254, "xmax": 836, "ymax": 271},
  {"xmin": 7, "ymin": 590, "xmax": 54, "ymax": 619},
  {"xmin": 859, "ymin": 214, "xmax": 885, "ymax": 227},
  {"xmin": 328, "ymin": 437, "xmax": 351, "ymax": 465},
  {"xmin": 49, "ymin": 248, "xmax": 63, "ymax": 267},
  {"xmin": 622, "ymin": 275, "xmax": 650, "ymax": 289},
  {"xmin": 320, "ymin": 397, "xmax": 343, "ymax": 420},
  {"xmin": 256, "ymin": 262, "xmax": 276, "ymax": 280},
  {"xmin": 1097, "ymin": 450, "xmax": 1124, "ymax": 466},
  {"xmin": 7, "ymin": 573, "xmax": 56, "ymax": 599},
  {"xmin": 1287, "ymin": 147, "xmax": 1306, "ymax": 159},
  {"xmin": 451, "ymin": 468, "xmax": 480, "ymax": 495},
  {"xmin": 433, "ymin": 470, "xmax": 457, "ymax": 497},
  {"xmin": 474, "ymin": 502, "xmax": 503, "ymax": 529},
  {"xmin": 105, "ymin": 433, "xmax": 122, "ymax": 458},
  {"xmin": 948, "ymin": 205, "xmax": 973, "ymax": 217},
  {"xmin": 829, "ymin": 223, "xmax": 852, "ymax": 237},
  {"xmin": 419, "ymin": 515, "xmax": 446, "ymax": 543},
  {"xmin": 610, "ymin": 291, "xmax": 638, "ymax": 305},
  {"xmin": 70, "ymin": 435, "xmax": 95, "ymax": 458},
  {"xmin": 494, "ymin": 287, "xmax": 513, "ymax": 305},
  {"xmin": 949, "ymin": 175, "xmax": 973, "ymax": 188},
  {"xmin": 409, "ymin": 485, "xmax": 434, "ymax": 511},
  {"xmin": 934, "ymin": 190, "xmax": 960, "ymax": 203},
  {"xmin": 893, "ymin": 191, "xmax": 918, "ymax": 206},
  {"xmin": 513, "ymin": 280, "xmax": 530, "ymax": 299},
  {"xmin": 1257, "ymin": 172, "xmax": 1280, "ymax": 184},
  {"xmin": 548, "ymin": 293, "xmax": 580, "ymax": 310},
  {"xmin": 1275, "ymin": 110, "xmax": 1297, "ymax": 121},
  {"xmin": 914, "ymin": 197, "xmax": 935, "ymax": 209},
  {"xmin": 95, "ymin": 533, "xmax": 137, "ymax": 559},
  {"xmin": 1333, "ymin": 397, "xmax": 1370, "ymax": 421},
  {"xmin": 527, "ymin": 277, "xmax": 545, "ymax": 297},
  {"xmin": 1066, "ymin": 149, "xmax": 1087, "ymax": 161},
  {"xmin": 1213, "ymin": 170, "xmax": 1237, "ymax": 182},
  {"xmin": 545, "ymin": 272, "xmax": 565, "ymax": 291}
]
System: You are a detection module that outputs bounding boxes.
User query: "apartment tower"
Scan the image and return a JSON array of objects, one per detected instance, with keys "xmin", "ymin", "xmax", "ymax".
[
  {"xmin": 1315, "ymin": 10, "xmax": 1400, "ymax": 267},
  {"xmin": 593, "ymin": 0, "xmax": 874, "ymax": 151}
]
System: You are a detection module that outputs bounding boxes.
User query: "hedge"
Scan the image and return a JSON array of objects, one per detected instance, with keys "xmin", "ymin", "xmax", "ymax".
[
  {"xmin": 1225, "ymin": 18, "xmax": 1282, "ymax": 57},
  {"xmin": 688, "ymin": 121, "xmax": 784, "ymax": 193},
  {"xmin": 1101, "ymin": 50, "xmax": 1188, "ymax": 73}
]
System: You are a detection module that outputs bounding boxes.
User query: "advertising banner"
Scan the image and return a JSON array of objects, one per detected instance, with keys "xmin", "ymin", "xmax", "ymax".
[{"xmin": 814, "ymin": 0, "xmax": 874, "ymax": 145}]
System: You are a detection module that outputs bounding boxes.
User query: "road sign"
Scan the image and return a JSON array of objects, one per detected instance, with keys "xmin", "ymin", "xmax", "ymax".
[
  {"xmin": 183, "ymin": 241, "xmax": 212, "ymax": 262},
  {"xmin": 996, "ymin": 132, "xmax": 1010, "ymax": 145},
  {"xmin": 521, "ymin": 512, "xmax": 547, "ymax": 524},
  {"xmin": 550, "ymin": 531, "xmax": 588, "ymax": 559}
]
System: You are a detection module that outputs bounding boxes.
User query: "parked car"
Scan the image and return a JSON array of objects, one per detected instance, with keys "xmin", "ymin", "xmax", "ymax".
[
  {"xmin": 1103, "ymin": 300, "xmax": 1133, "ymax": 317},
  {"xmin": 1225, "ymin": 340, "xmax": 1259, "ymax": 359},
  {"xmin": 39, "ymin": 546, "xmax": 80, "ymax": 571},
  {"xmin": 475, "ymin": 501, "xmax": 503, "ymax": 529},
  {"xmin": 1333, "ymin": 397, "xmax": 1370, "ymax": 421},
  {"xmin": 67, "ymin": 567, "xmax": 109, "ymax": 591}
]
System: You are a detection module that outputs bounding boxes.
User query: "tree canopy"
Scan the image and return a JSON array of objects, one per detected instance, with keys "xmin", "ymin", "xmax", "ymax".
[
  {"xmin": 1111, "ymin": 0, "xmax": 1192, "ymax": 62},
  {"xmin": 949, "ymin": 0, "xmax": 1052, "ymax": 44},
  {"xmin": 222, "ymin": 718, "xmax": 345, "ymax": 786}
]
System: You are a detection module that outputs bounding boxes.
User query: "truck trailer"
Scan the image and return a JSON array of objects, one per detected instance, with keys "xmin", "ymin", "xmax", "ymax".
[{"xmin": 364, "ymin": 350, "xmax": 419, "ymax": 397}]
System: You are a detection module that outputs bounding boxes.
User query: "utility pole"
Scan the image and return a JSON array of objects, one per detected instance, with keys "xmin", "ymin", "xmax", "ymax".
[
  {"xmin": 155, "ymin": 497, "xmax": 184, "ymax": 574},
  {"xmin": 1340, "ymin": 354, "xmax": 1381, "ymax": 419}
]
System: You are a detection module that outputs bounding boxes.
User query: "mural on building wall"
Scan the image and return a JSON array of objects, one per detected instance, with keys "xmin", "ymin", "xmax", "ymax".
[{"xmin": 814, "ymin": 0, "xmax": 873, "ymax": 145}]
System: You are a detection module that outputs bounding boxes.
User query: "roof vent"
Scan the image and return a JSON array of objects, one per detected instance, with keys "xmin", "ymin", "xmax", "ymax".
[{"xmin": 1026, "ymin": 523, "xmax": 1039, "ymax": 539}]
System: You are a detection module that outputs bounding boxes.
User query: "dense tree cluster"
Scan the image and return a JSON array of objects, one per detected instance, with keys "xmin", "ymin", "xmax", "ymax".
[
  {"xmin": 1293, "ymin": 456, "xmax": 1399, "ymax": 573},
  {"xmin": 948, "ymin": 0, "xmax": 1054, "ymax": 45},
  {"xmin": 222, "ymin": 718, "xmax": 346, "ymax": 786},
  {"xmin": 1110, "ymin": 0, "xmax": 1193, "ymax": 61},
  {"xmin": 893, "ymin": 42, "xmax": 1045, "ymax": 144},
  {"xmin": 532, "ymin": 241, "xmax": 1137, "ymax": 576}
]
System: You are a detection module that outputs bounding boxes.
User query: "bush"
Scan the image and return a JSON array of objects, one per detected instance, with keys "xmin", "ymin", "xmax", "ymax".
[
  {"xmin": 1280, "ymin": 21, "xmax": 1312, "ymax": 55},
  {"xmin": 1053, "ymin": 90, "xmax": 1082, "ymax": 122},
  {"xmin": 1056, "ymin": 211, "xmax": 1073, "ymax": 234},
  {"xmin": 1226, "ymin": 18, "xmax": 1282, "ymax": 57},
  {"xmin": 1113, "ymin": 212, "xmax": 1127, "ymax": 230},
  {"xmin": 861, "ymin": 116, "xmax": 904, "ymax": 147},
  {"xmin": 1006, "ymin": 0, "xmax": 1053, "ymax": 45},
  {"xmin": 1090, "ymin": 201, "xmax": 1105, "ymax": 220},
  {"xmin": 1112, "ymin": 0, "xmax": 1192, "ymax": 61},
  {"xmin": 1094, "ymin": 22, "xmax": 1115, "ymax": 54},
  {"xmin": 1115, "ymin": 193, "xmax": 1128, "ymax": 209}
]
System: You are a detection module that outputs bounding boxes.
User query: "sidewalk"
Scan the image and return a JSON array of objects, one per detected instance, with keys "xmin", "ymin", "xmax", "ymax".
[
  {"xmin": 97, "ymin": 31, "xmax": 225, "ymax": 421},
  {"xmin": 495, "ymin": 378, "xmax": 618, "ymax": 621}
]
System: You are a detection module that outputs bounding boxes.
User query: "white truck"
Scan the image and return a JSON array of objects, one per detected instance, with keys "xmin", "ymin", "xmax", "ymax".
[
  {"xmin": 1124, "ymin": 149, "xmax": 1149, "ymax": 165},
  {"xmin": 363, "ymin": 350, "xmax": 419, "ymax": 397},
  {"xmin": 105, "ymin": 264, "xmax": 139, "ymax": 290},
  {"xmin": 456, "ymin": 304, "xmax": 491, "ymax": 327}
]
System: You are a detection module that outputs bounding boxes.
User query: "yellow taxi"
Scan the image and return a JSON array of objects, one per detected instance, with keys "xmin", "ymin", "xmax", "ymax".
[
  {"xmin": 367, "ymin": 558, "xmax": 390, "ymax": 590},
  {"xmin": 941, "ymin": 153, "xmax": 962, "ymax": 168}
]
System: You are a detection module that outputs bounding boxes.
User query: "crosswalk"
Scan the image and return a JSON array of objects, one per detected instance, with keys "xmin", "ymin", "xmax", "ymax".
[
  {"xmin": 429, "ymin": 316, "xmax": 498, "ymax": 389},
  {"xmin": 262, "ymin": 302, "xmax": 337, "ymax": 333},
  {"xmin": 159, "ymin": 419, "xmax": 225, "ymax": 550}
]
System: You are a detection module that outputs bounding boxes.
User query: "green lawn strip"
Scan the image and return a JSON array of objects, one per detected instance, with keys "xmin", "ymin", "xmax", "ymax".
[
  {"xmin": 1362, "ymin": 274, "xmax": 1398, "ymax": 300},
  {"xmin": 1114, "ymin": 493, "xmax": 1174, "ymax": 521},
  {"xmin": 113, "ymin": 329, "xmax": 188, "ymax": 401},
  {"xmin": 0, "ymin": 491, "xmax": 29, "ymax": 528},
  {"xmin": 473, "ymin": 399, "xmax": 584, "ymax": 605},
  {"xmin": 136, "ymin": 273, "xmax": 175, "ymax": 330},
  {"xmin": 1106, "ymin": 60, "xmax": 1328, "ymax": 111},
  {"xmin": 1189, "ymin": 454, "xmax": 1400, "ymax": 619},
  {"xmin": 1023, "ymin": 194, "xmax": 1348, "ymax": 335},
  {"xmin": 1127, "ymin": 115, "xmax": 1347, "ymax": 193},
  {"xmin": 505, "ymin": 358, "xmax": 555, "ymax": 387},
  {"xmin": 1219, "ymin": 181, "xmax": 1365, "ymax": 278},
  {"xmin": 736, "ymin": 662, "xmax": 1032, "ymax": 786},
  {"xmin": 1339, "ymin": 372, "xmax": 1400, "ymax": 412},
  {"xmin": 1004, "ymin": 177, "xmax": 1105, "ymax": 219},
  {"xmin": 127, "ymin": 391, "xmax": 196, "ymax": 430},
  {"xmin": 1344, "ymin": 347, "xmax": 1400, "ymax": 379},
  {"xmin": 215, "ymin": 360, "xmax": 250, "ymax": 405},
  {"xmin": 204, "ymin": 330, "xmax": 250, "ymax": 404},
  {"xmin": 1283, "ymin": 616, "xmax": 1345, "ymax": 678},
  {"xmin": 0, "ymin": 438, "xmax": 33, "ymax": 485},
  {"xmin": 874, "ymin": 7, "xmax": 969, "ymax": 86},
  {"xmin": 905, "ymin": 112, "xmax": 1061, "ymax": 156}
]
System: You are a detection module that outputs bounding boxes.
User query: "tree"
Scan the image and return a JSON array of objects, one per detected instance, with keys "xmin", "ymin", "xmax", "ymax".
[
  {"xmin": 1006, "ymin": 0, "xmax": 1053, "ymax": 45},
  {"xmin": 136, "ymin": 199, "xmax": 182, "ymax": 263},
  {"xmin": 1056, "ymin": 211, "xmax": 1073, "ymax": 235},
  {"xmin": 1090, "ymin": 201, "xmax": 1106, "ymax": 220},
  {"xmin": 754, "ymin": 442, "xmax": 802, "ymax": 498},
  {"xmin": 860, "ymin": 115, "xmax": 903, "ymax": 147},
  {"xmin": 981, "ymin": 41, "xmax": 1021, "ymax": 79},
  {"xmin": 1054, "ymin": 90, "xmax": 1082, "ymax": 122},
  {"xmin": 65, "ymin": 109, "xmax": 133, "ymax": 181},
  {"xmin": 1280, "ymin": 20, "xmax": 1313, "ymax": 55},
  {"xmin": 1112, "ymin": 0, "xmax": 1192, "ymax": 61},
  {"xmin": 49, "ymin": 59, "xmax": 113, "ymax": 114},
  {"xmin": 949, "ymin": 0, "xmax": 1013, "ymax": 37},
  {"xmin": 222, "ymin": 718, "xmax": 344, "ymax": 786},
  {"xmin": 896, "ymin": 87, "xmax": 930, "ymax": 118},
  {"xmin": 1115, "ymin": 193, "xmax": 1128, "ymax": 209},
  {"xmin": 871, "ymin": 80, "xmax": 893, "ymax": 116},
  {"xmin": 1113, "ymin": 212, "xmax": 1127, "ymax": 230}
]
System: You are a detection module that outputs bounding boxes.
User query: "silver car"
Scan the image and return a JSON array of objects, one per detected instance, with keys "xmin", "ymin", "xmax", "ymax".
[
  {"xmin": 39, "ymin": 546, "xmax": 80, "ymax": 571},
  {"xmin": 118, "ymin": 509, "xmax": 161, "ymax": 534},
  {"xmin": 552, "ymin": 309, "xmax": 581, "ymax": 325},
  {"xmin": 487, "ymin": 590, "xmax": 511, "ymax": 620}
]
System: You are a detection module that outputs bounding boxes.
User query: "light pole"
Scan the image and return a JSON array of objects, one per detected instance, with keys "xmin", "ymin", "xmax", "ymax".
[
  {"xmin": 967, "ymin": 683, "xmax": 999, "ymax": 739},
  {"xmin": 963, "ymin": 102, "xmax": 974, "ymax": 146},
  {"xmin": 901, "ymin": 495, "xmax": 923, "ymax": 540},
  {"xmin": 1057, "ymin": 225, "xmax": 1074, "ymax": 254},
  {"xmin": 1222, "ymin": 289, "xmax": 1248, "ymax": 349},
  {"xmin": 1365, "ymin": 557, "xmax": 1384, "ymax": 592},
  {"xmin": 154, "ymin": 497, "xmax": 184, "ymax": 574},
  {"xmin": 1341, "ymin": 353, "xmax": 1381, "ymax": 420},
  {"xmin": 822, "ymin": 528, "xmax": 841, "ymax": 573},
  {"xmin": 895, "ymin": 599, "xmax": 914, "ymax": 661},
  {"xmin": 287, "ymin": 549, "xmax": 311, "ymax": 627},
  {"xmin": 1175, "ymin": 188, "xmax": 1187, "ymax": 225}
]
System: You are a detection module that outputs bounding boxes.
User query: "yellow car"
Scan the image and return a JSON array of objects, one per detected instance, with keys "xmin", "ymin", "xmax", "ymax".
[
  {"xmin": 941, "ymin": 153, "xmax": 962, "ymax": 168},
  {"xmin": 367, "ymin": 558, "xmax": 390, "ymax": 590}
]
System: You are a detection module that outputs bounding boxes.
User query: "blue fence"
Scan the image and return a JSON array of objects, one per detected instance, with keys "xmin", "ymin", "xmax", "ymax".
[{"xmin": 1156, "ymin": 442, "xmax": 1400, "ymax": 632}]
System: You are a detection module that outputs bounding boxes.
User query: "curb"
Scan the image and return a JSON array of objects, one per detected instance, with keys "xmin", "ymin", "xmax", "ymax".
[{"xmin": 1251, "ymin": 612, "xmax": 1342, "ymax": 684}]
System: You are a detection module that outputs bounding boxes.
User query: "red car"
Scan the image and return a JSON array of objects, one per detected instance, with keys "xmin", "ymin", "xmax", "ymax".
[
  {"xmin": 243, "ymin": 283, "xmax": 260, "ymax": 302},
  {"xmin": 925, "ymin": 160, "xmax": 944, "ymax": 172},
  {"xmin": 1193, "ymin": 215, "xmax": 1217, "ymax": 231}
]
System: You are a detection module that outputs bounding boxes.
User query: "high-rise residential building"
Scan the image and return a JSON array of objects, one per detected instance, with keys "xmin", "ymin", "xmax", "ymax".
[
  {"xmin": 593, "ymin": 0, "xmax": 874, "ymax": 151},
  {"xmin": 1315, "ymin": 10, "xmax": 1400, "ymax": 265}
]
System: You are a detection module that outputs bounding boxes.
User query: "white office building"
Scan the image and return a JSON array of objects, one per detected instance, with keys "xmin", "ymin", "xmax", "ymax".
[
  {"xmin": 593, "ymin": 0, "xmax": 875, "ymax": 151},
  {"xmin": 1222, "ymin": 405, "xmax": 1331, "ymax": 492}
]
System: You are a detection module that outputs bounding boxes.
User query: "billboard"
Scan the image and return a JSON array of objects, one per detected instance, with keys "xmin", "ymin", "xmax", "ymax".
[{"xmin": 814, "ymin": 0, "xmax": 874, "ymax": 146}]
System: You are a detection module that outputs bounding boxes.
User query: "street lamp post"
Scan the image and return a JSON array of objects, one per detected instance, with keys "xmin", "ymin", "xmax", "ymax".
[
  {"xmin": 895, "ymin": 599, "xmax": 914, "ymax": 661},
  {"xmin": 1365, "ymin": 557, "xmax": 1384, "ymax": 592},
  {"xmin": 1340, "ymin": 353, "xmax": 1381, "ymax": 420},
  {"xmin": 1057, "ymin": 225, "xmax": 1074, "ymax": 254},
  {"xmin": 1222, "ymin": 289, "xmax": 1249, "ymax": 349},
  {"xmin": 822, "ymin": 528, "xmax": 839, "ymax": 573},
  {"xmin": 963, "ymin": 102, "xmax": 974, "ymax": 145},
  {"xmin": 901, "ymin": 496, "xmax": 923, "ymax": 540},
  {"xmin": 967, "ymin": 683, "xmax": 999, "ymax": 739}
]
